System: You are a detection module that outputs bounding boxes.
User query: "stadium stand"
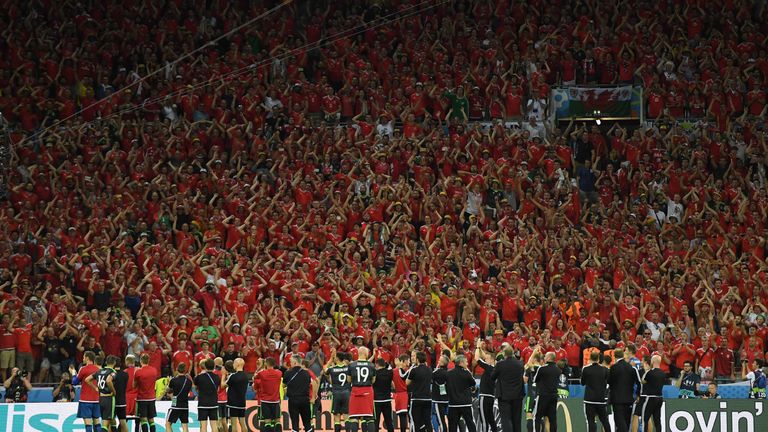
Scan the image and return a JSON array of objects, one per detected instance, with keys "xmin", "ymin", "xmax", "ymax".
[{"xmin": 0, "ymin": 0, "xmax": 767, "ymax": 395}]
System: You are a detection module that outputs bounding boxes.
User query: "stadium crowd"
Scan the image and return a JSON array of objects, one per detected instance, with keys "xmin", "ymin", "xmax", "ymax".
[{"xmin": 0, "ymin": 0, "xmax": 768, "ymax": 398}]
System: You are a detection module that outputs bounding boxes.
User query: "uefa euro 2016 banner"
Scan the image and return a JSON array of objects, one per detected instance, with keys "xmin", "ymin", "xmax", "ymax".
[{"xmin": 1, "ymin": 399, "xmax": 766, "ymax": 432}]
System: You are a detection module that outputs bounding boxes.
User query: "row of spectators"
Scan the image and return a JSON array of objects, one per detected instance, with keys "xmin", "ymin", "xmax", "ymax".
[{"xmin": 1, "ymin": 0, "xmax": 768, "ymax": 386}]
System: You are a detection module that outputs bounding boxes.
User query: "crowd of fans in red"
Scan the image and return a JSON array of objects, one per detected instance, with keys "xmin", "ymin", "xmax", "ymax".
[{"xmin": 1, "ymin": 0, "xmax": 768, "ymax": 388}]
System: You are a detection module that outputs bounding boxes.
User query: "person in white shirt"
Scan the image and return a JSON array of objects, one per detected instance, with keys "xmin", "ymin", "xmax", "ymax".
[{"xmin": 666, "ymin": 194, "xmax": 684, "ymax": 222}]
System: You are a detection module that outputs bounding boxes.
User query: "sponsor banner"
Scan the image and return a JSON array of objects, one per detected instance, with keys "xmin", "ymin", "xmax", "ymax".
[
  {"xmin": 3, "ymin": 398, "xmax": 765, "ymax": 432},
  {"xmin": 552, "ymin": 86, "xmax": 642, "ymax": 119},
  {"xmin": 0, "ymin": 401, "xmax": 199, "ymax": 432}
]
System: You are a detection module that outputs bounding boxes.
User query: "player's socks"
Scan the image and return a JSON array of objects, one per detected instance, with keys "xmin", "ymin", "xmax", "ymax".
[
  {"xmin": 367, "ymin": 418, "xmax": 377, "ymax": 432},
  {"xmin": 398, "ymin": 413, "xmax": 408, "ymax": 432},
  {"xmin": 149, "ymin": 420, "xmax": 156, "ymax": 432},
  {"xmin": 275, "ymin": 420, "xmax": 284, "ymax": 432},
  {"xmin": 141, "ymin": 421, "xmax": 149, "ymax": 432},
  {"xmin": 335, "ymin": 421, "xmax": 342, "ymax": 432},
  {"xmin": 347, "ymin": 420, "xmax": 359, "ymax": 432},
  {"xmin": 526, "ymin": 419, "xmax": 533, "ymax": 432},
  {"xmin": 85, "ymin": 425, "xmax": 93, "ymax": 432}
]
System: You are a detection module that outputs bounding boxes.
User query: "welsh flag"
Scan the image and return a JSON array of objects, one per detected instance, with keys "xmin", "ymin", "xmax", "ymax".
[{"xmin": 553, "ymin": 86, "xmax": 634, "ymax": 118}]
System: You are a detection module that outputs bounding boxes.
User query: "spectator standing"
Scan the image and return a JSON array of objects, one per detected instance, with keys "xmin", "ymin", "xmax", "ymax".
[
  {"xmin": 713, "ymin": 338, "xmax": 735, "ymax": 381},
  {"xmin": 0, "ymin": 315, "xmax": 15, "ymax": 382}
]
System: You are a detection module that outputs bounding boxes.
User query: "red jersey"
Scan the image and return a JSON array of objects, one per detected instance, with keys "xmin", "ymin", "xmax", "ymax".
[
  {"xmin": 125, "ymin": 366, "xmax": 138, "ymax": 397},
  {"xmin": 215, "ymin": 369, "xmax": 227, "ymax": 402},
  {"xmin": 134, "ymin": 365, "xmax": 159, "ymax": 401},
  {"xmin": 13, "ymin": 324, "xmax": 33, "ymax": 353},
  {"xmin": 253, "ymin": 368, "xmax": 283, "ymax": 403},
  {"xmin": 77, "ymin": 364, "xmax": 101, "ymax": 403},
  {"xmin": 194, "ymin": 351, "xmax": 215, "ymax": 372},
  {"xmin": 393, "ymin": 368, "xmax": 408, "ymax": 393},
  {"xmin": 172, "ymin": 350, "xmax": 193, "ymax": 373},
  {"xmin": 0, "ymin": 325, "xmax": 15, "ymax": 350},
  {"xmin": 696, "ymin": 347, "xmax": 715, "ymax": 369}
]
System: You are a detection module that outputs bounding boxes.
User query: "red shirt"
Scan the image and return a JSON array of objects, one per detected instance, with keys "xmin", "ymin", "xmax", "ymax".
[
  {"xmin": 696, "ymin": 347, "xmax": 715, "ymax": 369},
  {"xmin": 194, "ymin": 351, "xmax": 215, "ymax": 372},
  {"xmin": 0, "ymin": 325, "xmax": 15, "ymax": 350},
  {"xmin": 393, "ymin": 367, "xmax": 407, "ymax": 393},
  {"xmin": 172, "ymin": 350, "xmax": 193, "ymax": 372},
  {"xmin": 142, "ymin": 349, "xmax": 163, "ymax": 373},
  {"xmin": 674, "ymin": 343, "xmax": 696, "ymax": 369},
  {"xmin": 714, "ymin": 347, "xmax": 734, "ymax": 377},
  {"xmin": 215, "ymin": 369, "xmax": 227, "ymax": 402},
  {"xmin": 134, "ymin": 365, "xmax": 159, "ymax": 401},
  {"xmin": 253, "ymin": 368, "xmax": 283, "ymax": 403},
  {"xmin": 618, "ymin": 303, "xmax": 640, "ymax": 324},
  {"xmin": 77, "ymin": 364, "xmax": 101, "ymax": 402},
  {"xmin": 125, "ymin": 366, "xmax": 138, "ymax": 398},
  {"xmin": 13, "ymin": 324, "xmax": 32, "ymax": 353}
]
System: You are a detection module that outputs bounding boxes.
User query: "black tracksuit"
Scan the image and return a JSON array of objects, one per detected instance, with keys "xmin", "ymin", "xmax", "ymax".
[
  {"xmin": 533, "ymin": 362, "xmax": 561, "ymax": 432},
  {"xmin": 432, "ymin": 366, "xmax": 449, "ymax": 432},
  {"xmin": 373, "ymin": 367, "xmax": 394, "ymax": 432},
  {"xmin": 580, "ymin": 363, "xmax": 610, "ymax": 432},
  {"xmin": 640, "ymin": 368, "xmax": 666, "ymax": 432},
  {"xmin": 608, "ymin": 359, "xmax": 641, "ymax": 432},
  {"xmin": 445, "ymin": 366, "xmax": 477, "ymax": 432},
  {"xmin": 406, "ymin": 364, "xmax": 433, "ymax": 432},
  {"xmin": 284, "ymin": 367, "xmax": 313, "ymax": 432},
  {"xmin": 477, "ymin": 360, "xmax": 499, "ymax": 432}
]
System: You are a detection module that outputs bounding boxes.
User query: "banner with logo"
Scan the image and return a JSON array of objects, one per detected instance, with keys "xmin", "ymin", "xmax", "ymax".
[
  {"xmin": 552, "ymin": 86, "xmax": 642, "ymax": 120},
  {"xmin": 2, "ymin": 398, "xmax": 765, "ymax": 432}
]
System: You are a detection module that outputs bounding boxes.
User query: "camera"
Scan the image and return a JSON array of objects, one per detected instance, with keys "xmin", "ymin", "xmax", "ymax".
[{"xmin": 17, "ymin": 369, "xmax": 28, "ymax": 378}]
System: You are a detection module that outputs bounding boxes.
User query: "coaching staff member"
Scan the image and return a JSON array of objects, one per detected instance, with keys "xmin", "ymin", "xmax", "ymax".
[
  {"xmin": 580, "ymin": 351, "xmax": 610, "ymax": 432},
  {"xmin": 373, "ymin": 358, "xmax": 395, "ymax": 432},
  {"xmin": 533, "ymin": 352, "xmax": 560, "ymax": 432},
  {"xmin": 490, "ymin": 346, "xmax": 525, "ymax": 432},
  {"xmin": 166, "ymin": 363, "xmax": 193, "ymax": 432},
  {"xmin": 608, "ymin": 348, "xmax": 640, "ymax": 432},
  {"xmin": 225, "ymin": 359, "xmax": 250, "ymax": 432},
  {"xmin": 406, "ymin": 351, "xmax": 433, "ymax": 432},
  {"xmin": 284, "ymin": 354, "xmax": 314, "ymax": 432},
  {"xmin": 446, "ymin": 355, "xmax": 477, "ymax": 432},
  {"xmin": 640, "ymin": 356, "xmax": 666, "ymax": 432},
  {"xmin": 194, "ymin": 358, "xmax": 221, "ymax": 432}
]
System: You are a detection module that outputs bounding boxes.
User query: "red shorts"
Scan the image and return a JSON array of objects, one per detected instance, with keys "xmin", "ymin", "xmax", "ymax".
[
  {"xmin": 394, "ymin": 392, "xmax": 408, "ymax": 413},
  {"xmin": 349, "ymin": 386, "xmax": 374, "ymax": 417},
  {"xmin": 126, "ymin": 394, "xmax": 137, "ymax": 416}
]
